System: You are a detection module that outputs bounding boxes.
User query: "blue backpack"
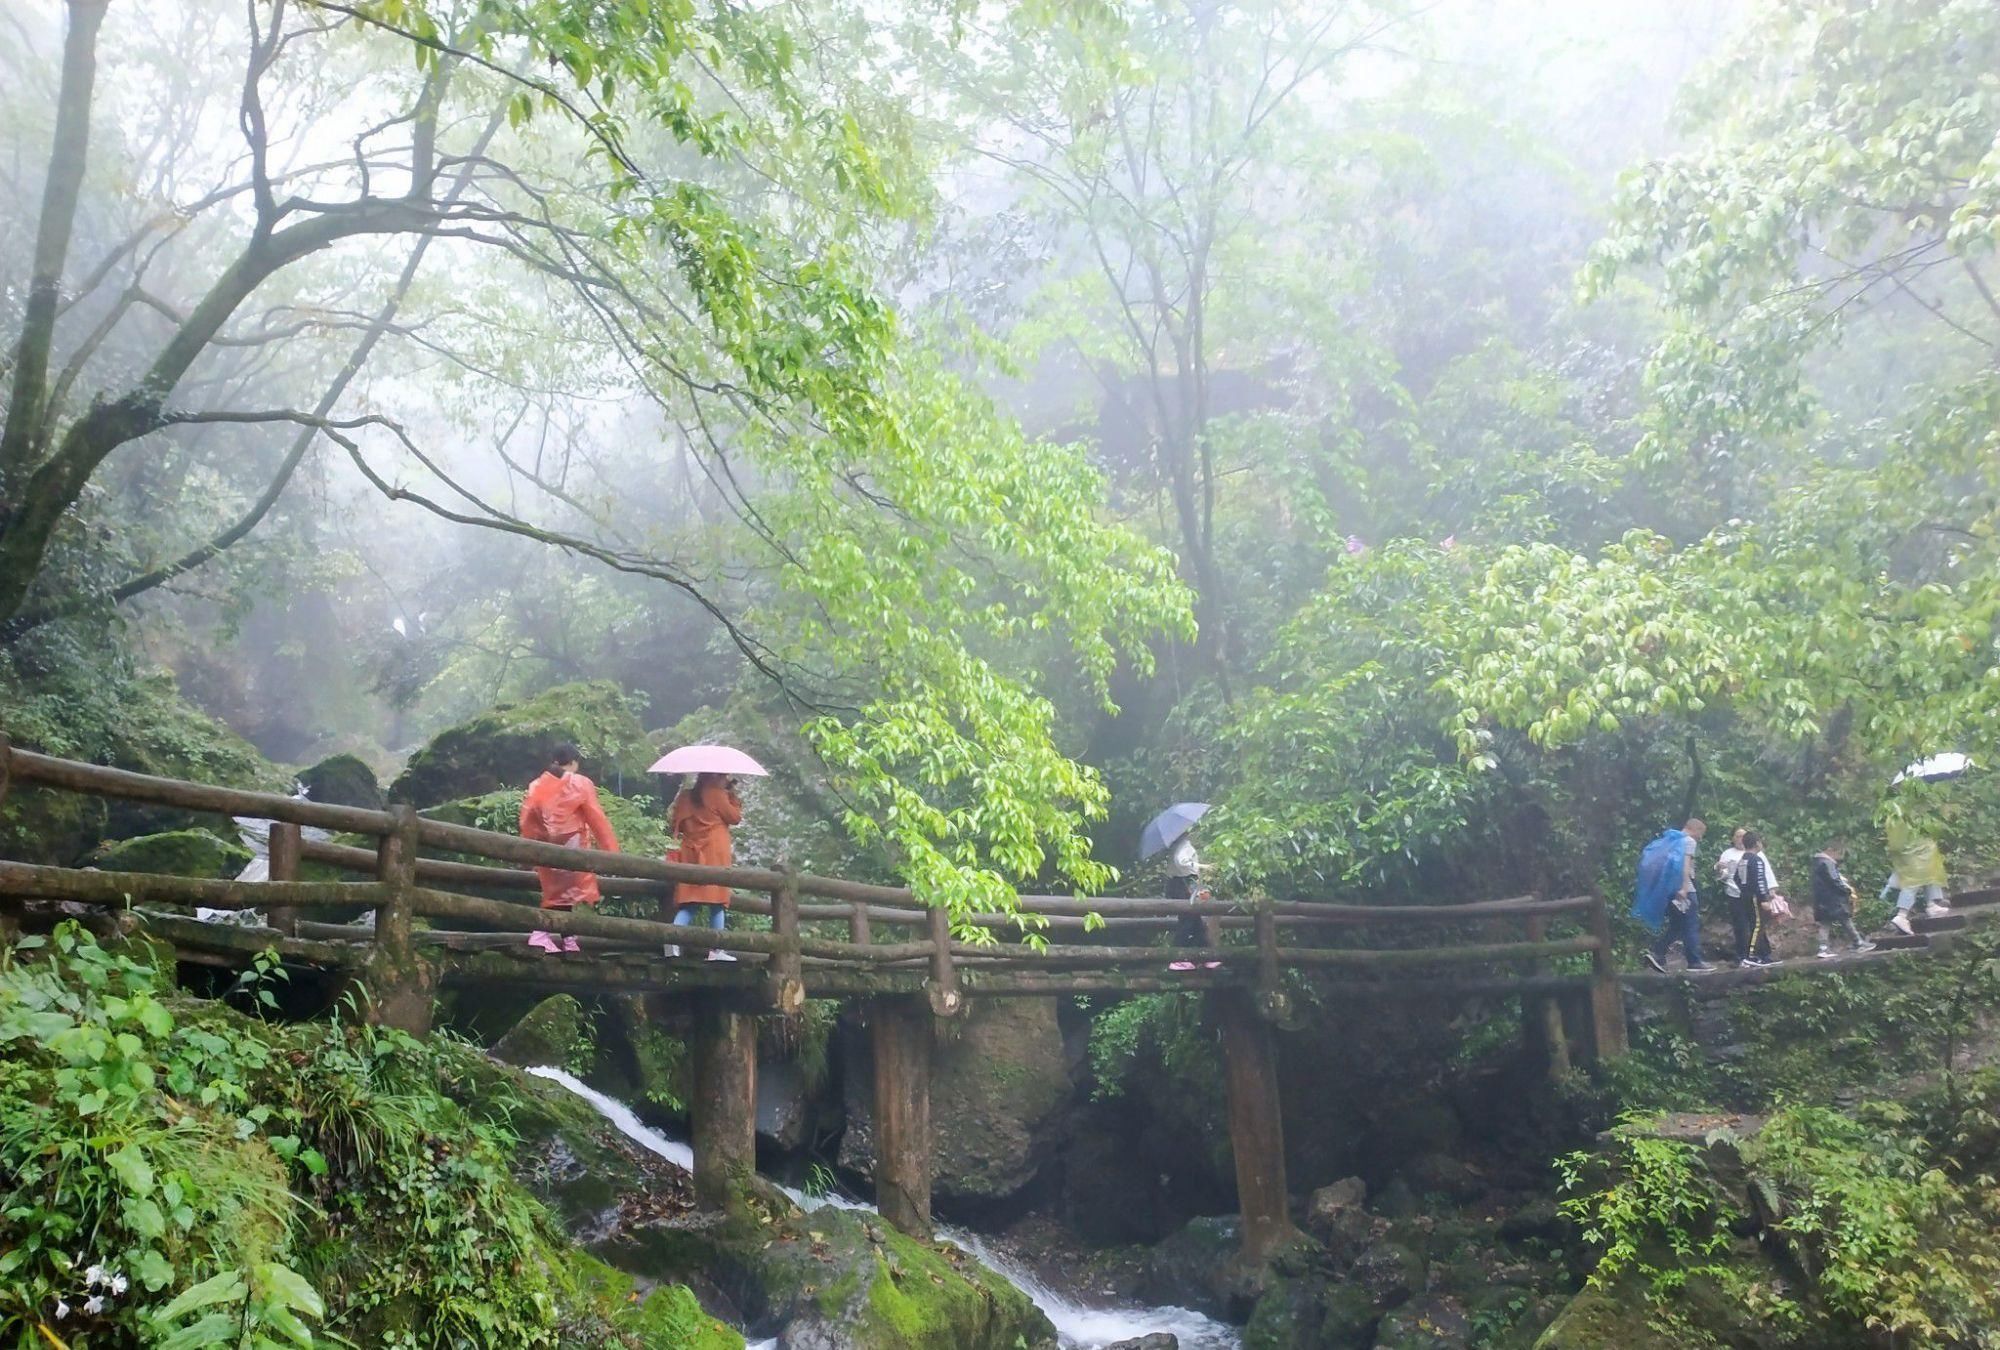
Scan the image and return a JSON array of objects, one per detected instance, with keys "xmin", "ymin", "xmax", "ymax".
[{"xmin": 1631, "ymin": 829, "xmax": 1691, "ymax": 933}]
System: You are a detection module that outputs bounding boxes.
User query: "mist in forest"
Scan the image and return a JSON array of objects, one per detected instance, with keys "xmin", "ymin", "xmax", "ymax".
[{"xmin": 5, "ymin": 0, "xmax": 1996, "ymax": 909}]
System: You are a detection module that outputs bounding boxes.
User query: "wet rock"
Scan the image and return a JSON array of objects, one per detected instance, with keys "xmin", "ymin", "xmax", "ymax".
[
  {"xmin": 88, "ymin": 827, "xmax": 252, "ymax": 879},
  {"xmin": 1306, "ymin": 1177, "xmax": 1372, "ymax": 1256},
  {"xmin": 1104, "ymin": 1335, "xmax": 1178, "ymax": 1350},
  {"xmin": 1349, "ymin": 1234, "xmax": 1423, "ymax": 1310},
  {"xmin": 1139, "ymin": 1216, "xmax": 1248, "ymax": 1319},
  {"xmin": 1497, "ymin": 1195, "xmax": 1566, "ymax": 1247},
  {"xmin": 758, "ymin": 1056, "xmax": 813, "ymax": 1152},
  {"xmin": 608, "ymin": 1206, "xmax": 1058, "ymax": 1350},
  {"xmin": 1374, "ymin": 1293, "xmax": 1470, "ymax": 1350},
  {"xmin": 298, "ymin": 752, "xmax": 385, "ymax": 809},
  {"xmin": 493, "ymin": 994, "xmax": 586, "ymax": 1068},
  {"xmin": 390, "ymin": 680, "xmax": 654, "ymax": 807}
]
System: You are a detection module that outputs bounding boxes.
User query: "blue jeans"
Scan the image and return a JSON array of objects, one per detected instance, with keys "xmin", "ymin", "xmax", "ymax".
[
  {"xmin": 1650, "ymin": 890, "xmax": 1705, "ymax": 967},
  {"xmin": 673, "ymin": 905, "xmax": 727, "ymax": 930}
]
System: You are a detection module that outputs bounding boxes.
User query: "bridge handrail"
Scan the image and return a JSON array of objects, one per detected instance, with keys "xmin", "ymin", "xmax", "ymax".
[{"xmin": 0, "ymin": 738, "xmax": 1619, "ymax": 1028}]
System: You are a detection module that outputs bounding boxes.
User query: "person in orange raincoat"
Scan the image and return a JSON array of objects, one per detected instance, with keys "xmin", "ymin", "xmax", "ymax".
[
  {"xmin": 518, "ymin": 743, "xmax": 620, "ymax": 953},
  {"xmin": 667, "ymin": 772, "xmax": 743, "ymax": 961}
]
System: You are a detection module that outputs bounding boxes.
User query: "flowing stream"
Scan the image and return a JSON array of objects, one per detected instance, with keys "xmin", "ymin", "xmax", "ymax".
[{"xmin": 526, "ymin": 1067, "xmax": 1239, "ymax": 1349}]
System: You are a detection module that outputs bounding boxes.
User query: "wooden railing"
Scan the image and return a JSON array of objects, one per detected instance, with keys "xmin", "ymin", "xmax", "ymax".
[{"xmin": 0, "ymin": 737, "xmax": 1625, "ymax": 1052}]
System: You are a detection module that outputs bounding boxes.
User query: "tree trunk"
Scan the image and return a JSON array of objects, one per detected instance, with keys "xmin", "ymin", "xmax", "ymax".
[{"xmin": 0, "ymin": 0, "xmax": 110, "ymax": 501}]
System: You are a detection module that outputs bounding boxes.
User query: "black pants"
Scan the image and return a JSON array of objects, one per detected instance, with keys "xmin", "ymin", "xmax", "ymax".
[
  {"xmin": 1167, "ymin": 875, "xmax": 1205, "ymax": 946},
  {"xmin": 1727, "ymin": 891, "xmax": 1770, "ymax": 962}
]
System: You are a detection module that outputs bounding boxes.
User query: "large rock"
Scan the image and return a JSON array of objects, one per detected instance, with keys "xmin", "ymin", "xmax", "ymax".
[
  {"xmin": 840, "ymin": 999, "xmax": 1073, "ymax": 1203},
  {"xmin": 1375, "ymin": 1294, "xmax": 1470, "ymax": 1350},
  {"xmin": 298, "ymin": 752, "xmax": 385, "ymax": 809},
  {"xmin": 493, "ymin": 994, "xmax": 587, "ymax": 1068},
  {"xmin": 1, "ymin": 669, "xmax": 285, "ymax": 864},
  {"xmin": 391, "ymin": 681, "xmax": 654, "ymax": 807},
  {"xmin": 758, "ymin": 1056, "xmax": 815, "ymax": 1152},
  {"xmin": 88, "ymin": 827, "xmax": 252, "ymax": 879}
]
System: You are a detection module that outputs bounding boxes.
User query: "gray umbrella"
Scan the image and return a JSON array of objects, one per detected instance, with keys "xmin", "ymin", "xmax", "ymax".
[{"xmin": 1139, "ymin": 802, "xmax": 1211, "ymax": 860}]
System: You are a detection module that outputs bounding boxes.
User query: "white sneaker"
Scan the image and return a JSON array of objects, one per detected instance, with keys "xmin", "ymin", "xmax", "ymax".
[
  {"xmin": 664, "ymin": 944, "xmax": 681, "ymax": 958},
  {"xmin": 1855, "ymin": 939, "xmax": 1877, "ymax": 953},
  {"xmin": 1890, "ymin": 911, "xmax": 1915, "ymax": 936},
  {"xmin": 707, "ymin": 950, "xmax": 736, "ymax": 962},
  {"xmin": 1927, "ymin": 900, "xmax": 1951, "ymax": 916},
  {"xmin": 1817, "ymin": 947, "xmax": 1836, "ymax": 959}
]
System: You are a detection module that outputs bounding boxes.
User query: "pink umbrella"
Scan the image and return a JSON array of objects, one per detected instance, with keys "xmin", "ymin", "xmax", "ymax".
[{"xmin": 648, "ymin": 744, "xmax": 768, "ymax": 777}]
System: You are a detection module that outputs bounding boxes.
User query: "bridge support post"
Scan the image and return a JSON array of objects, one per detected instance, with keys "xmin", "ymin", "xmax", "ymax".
[
  {"xmin": 767, "ymin": 867, "xmax": 805, "ymax": 1016},
  {"xmin": 871, "ymin": 997, "xmax": 933, "ymax": 1238},
  {"xmin": 267, "ymin": 821, "xmax": 301, "ymax": 936},
  {"xmin": 1214, "ymin": 986, "xmax": 1295, "ymax": 1263},
  {"xmin": 690, "ymin": 999, "xmax": 758, "ymax": 1214},
  {"xmin": 1585, "ymin": 893, "xmax": 1628, "ymax": 1061},
  {"xmin": 1523, "ymin": 914, "xmax": 1571, "ymax": 1080},
  {"xmin": 360, "ymin": 804, "xmax": 437, "ymax": 1036}
]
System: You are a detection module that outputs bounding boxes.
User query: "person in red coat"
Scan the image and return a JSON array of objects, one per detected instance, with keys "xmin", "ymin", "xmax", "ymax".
[
  {"xmin": 517, "ymin": 743, "xmax": 620, "ymax": 953},
  {"xmin": 668, "ymin": 772, "xmax": 742, "ymax": 961}
]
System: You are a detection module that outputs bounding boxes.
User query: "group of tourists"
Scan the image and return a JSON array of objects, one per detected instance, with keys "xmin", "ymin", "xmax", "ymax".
[
  {"xmin": 516, "ymin": 743, "xmax": 745, "ymax": 959},
  {"xmin": 1634, "ymin": 815, "xmax": 1953, "ymax": 972}
]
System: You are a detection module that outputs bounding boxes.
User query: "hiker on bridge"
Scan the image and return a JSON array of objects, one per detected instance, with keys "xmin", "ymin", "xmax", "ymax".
[
  {"xmin": 1884, "ymin": 819, "xmax": 1951, "ymax": 937},
  {"xmin": 668, "ymin": 772, "xmax": 744, "ymax": 961},
  {"xmin": 1732, "ymin": 832, "xmax": 1788, "ymax": 968},
  {"xmin": 1636, "ymin": 818, "xmax": 1712, "ymax": 974},
  {"xmin": 1812, "ymin": 839, "xmax": 1874, "ymax": 958},
  {"xmin": 518, "ymin": 743, "xmax": 622, "ymax": 953}
]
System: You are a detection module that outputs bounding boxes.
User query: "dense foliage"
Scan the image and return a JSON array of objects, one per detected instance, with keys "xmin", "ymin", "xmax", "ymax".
[{"xmin": 0, "ymin": 925, "xmax": 722, "ymax": 1349}]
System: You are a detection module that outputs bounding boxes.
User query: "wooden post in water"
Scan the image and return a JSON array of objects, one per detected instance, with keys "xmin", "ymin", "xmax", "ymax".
[
  {"xmin": 1584, "ymin": 892, "xmax": 1628, "ymax": 1061},
  {"xmin": 1522, "ymin": 913, "xmax": 1572, "ymax": 1079},
  {"xmin": 1215, "ymin": 985, "xmax": 1295, "ymax": 1263},
  {"xmin": 690, "ymin": 998, "xmax": 758, "ymax": 1214},
  {"xmin": 267, "ymin": 821, "xmax": 302, "ymax": 936},
  {"xmin": 871, "ymin": 997, "xmax": 934, "ymax": 1238},
  {"xmin": 362, "ymin": 804, "xmax": 437, "ymax": 1035}
]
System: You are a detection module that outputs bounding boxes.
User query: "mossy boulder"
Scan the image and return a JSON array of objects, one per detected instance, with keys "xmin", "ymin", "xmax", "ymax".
[
  {"xmin": 603, "ymin": 1205, "xmax": 1057, "ymax": 1350},
  {"xmin": 1, "ymin": 669, "xmax": 286, "ymax": 864},
  {"xmin": 574, "ymin": 1253, "xmax": 744, "ymax": 1349},
  {"xmin": 298, "ymin": 752, "xmax": 385, "ymax": 809},
  {"xmin": 87, "ymin": 827, "xmax": 253, "ymax": 879},
  {"xmin": 391, "ymin": 681, "xmax": 655, "ymax": 807},
  {"xmin": 493, "ymin": 994, "xmax": 589, "ymax": 1068}
]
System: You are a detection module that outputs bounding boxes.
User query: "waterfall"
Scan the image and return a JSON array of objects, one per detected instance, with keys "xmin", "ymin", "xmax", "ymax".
[{"xmin": 526, "ymin": 1067, "xmax": 1240, "ymax": 1349}]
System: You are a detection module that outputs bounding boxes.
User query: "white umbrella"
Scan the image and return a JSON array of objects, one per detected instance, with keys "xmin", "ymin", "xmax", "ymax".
[{"xmin": 1892, "ymin": 752, "xmax": 1974, "ymax": 786}]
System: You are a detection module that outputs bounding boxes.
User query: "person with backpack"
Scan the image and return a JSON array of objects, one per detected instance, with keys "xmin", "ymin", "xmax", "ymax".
[
  {"xmin": 1735, "ymin": 832, "xmax": 1785, "ymax": 968},
  {"xmin": 1635, "ymin": 818, "xmax": 1712, "ymax": 974},
  {"xmin": 1812, "ymin": 839, "xmax": 1876, "ymax": 957}
]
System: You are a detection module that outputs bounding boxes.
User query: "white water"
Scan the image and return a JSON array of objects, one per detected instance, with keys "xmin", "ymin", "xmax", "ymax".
[{"xmin": 526, "ymin": 1066, "xmax": 1239, "ymax": 1349}]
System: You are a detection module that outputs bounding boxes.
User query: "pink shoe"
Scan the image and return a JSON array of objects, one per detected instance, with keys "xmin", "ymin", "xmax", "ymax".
[
  {"xmin": 527, "ymin": 931, "xmax": 560, "ymax": 953},
  {"xmin": 561, "ymin": 936, "xmax": 581, "ymax": 953},
  {"xmin": 1168, "ymin": 961, "xmax": 1197, "ymax": 972},
  {"xmin": 1202, "ymin": 961, "xmax": 1222, "ymax": 970}
]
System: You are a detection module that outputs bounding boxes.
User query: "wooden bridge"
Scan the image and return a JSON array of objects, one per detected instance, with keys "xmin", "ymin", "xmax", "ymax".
[{"xmin": 0, "ymin": 738, "xmax": 1634, "ymax": 1259}]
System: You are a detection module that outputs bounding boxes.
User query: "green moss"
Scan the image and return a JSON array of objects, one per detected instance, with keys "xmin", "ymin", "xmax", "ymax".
[
  {"xmin": 573, "ymin": 1254, "xmax": 744, "ymax": 1350},
  {"xmin": 87, "ymin": 827, "xmax": 253, "ymax": 879},
  {"xmin": 297, "ymin": 752, "xmax": 385, "ymax": 809},
  {"xmin": 492, "ymin": 994, "xmax": 589, "ymax": 1068},
  {"xmin": 391, "ymin": 680, "xmax": 655, "ymax": 807}
]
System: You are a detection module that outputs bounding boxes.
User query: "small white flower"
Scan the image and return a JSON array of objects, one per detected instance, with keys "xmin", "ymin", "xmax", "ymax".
[
  {"xmin": 84, "ymin": 1295, "xmax": 104, "ymax": 1315},
  {"xmin": 54, "ymin": 1300, "xmax": 70, "ymax": 1320},
  {"xmin": 109, "ymin": 1273, "xmax": 129, "ymax": 1295},
  {"xmin": 84, "ymin": 1264, "xmax": 107, "ymax": 1287}
]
